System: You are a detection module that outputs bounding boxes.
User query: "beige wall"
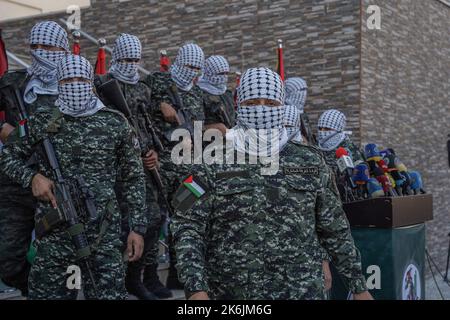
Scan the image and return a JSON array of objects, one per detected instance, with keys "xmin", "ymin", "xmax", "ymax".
[{"xmin": 0, "ymin": 0, "xmax": 91, "ymax": 22}]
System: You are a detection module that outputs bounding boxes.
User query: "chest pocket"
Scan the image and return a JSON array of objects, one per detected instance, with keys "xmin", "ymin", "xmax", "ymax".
[
  {"xmin": 284, "ymin": 172, "xmax": 321, "ymax": 215},
  {"xmin": 212, "ymin": 171, "xmax": 258, "ymax": 220}
]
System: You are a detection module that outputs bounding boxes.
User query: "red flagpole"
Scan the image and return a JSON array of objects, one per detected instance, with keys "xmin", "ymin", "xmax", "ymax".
[
  {"xmin": 234, "ymin": 71, "xmax": 241, "ymax": 109},
  {"xmin": 159, "ymin": 50, "xmax": 170, "ymax": 72},
  {"xmin": 277, "ymin": 39, "xmax": 285, "ymax": 81},
  {"xmin": 95, "ymin": 38, "xmax": 106, "ymax": 75},
  {"xmin": 72, "ymin": 30, "xmax": 81, "ymax": 55},
  {"xmin": 0, "ymin": 29, "xmax": 9, "ymax": 77}
]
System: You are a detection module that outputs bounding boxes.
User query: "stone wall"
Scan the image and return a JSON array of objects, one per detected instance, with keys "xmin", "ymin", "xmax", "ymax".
[
  {"xmin": 360, "ymin": 0, "xmax": 450, "ymax": 270},
  {"xmin": 0, "ymin": 0, "xmax": 362, "ymax": 141}
]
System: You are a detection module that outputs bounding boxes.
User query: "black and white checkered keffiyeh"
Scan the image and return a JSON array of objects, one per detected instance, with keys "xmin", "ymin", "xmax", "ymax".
[
  {"xmin": 197, "ymin": 55, "xmax": 229, "ymax": 95},
  {"xmin": 237, "ymin": 67, "xmax": 285, "ymax": 106},
  {"xmin": 29, "ymin": 21, "xmax": 69, "ymax": 51},
  {"xmin": 55, "ymin": 54, "xmax": 105, "ymax": 117},
  {"xmin": 317, "ymin": 109, "xmax": 347, "ymax": 151},
  {"xmin": 229, "ymin": 67, "xmax": 288, "ymax": 158},
  {"xmin": 284, "ymin": 105, "xmax": 302, "ymax": 143},
  {"xmin": 285, "ymin": 77, "xmax": 308, "ymax": 113},
  {"xmin": 170, "ymin": 43, "xmax": 204, "ymax": 91},
  {"xmin": 109, "ymin": 33, "xmax": 141, "ymax": 84},
  {"xmin": 24, "ymin": 21, "xmax": 69, "ymax": 104}
]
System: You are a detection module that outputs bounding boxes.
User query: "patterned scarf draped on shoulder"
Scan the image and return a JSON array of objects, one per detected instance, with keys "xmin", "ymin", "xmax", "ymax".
[
  {"xmin": 109, "ymin": 33, "xmax": 142, "ymax": 85},
  {"xmin": 170, "ymin": 43, "xmax": 204, "ymax": 91},
  {"xmin": 284, "ymin": 105, "xmax": 303, "ymax": 143},
  {"xmin": 24, "ymin": 21, "xmax": 69, "ymax": 104},
  {"xmin": 55, "ymin": 54, "xmax": 105, "ymax": 117},
  {"xmin": 317, "ymin": 109, "xmax": 347, "ymax": 151},
  {"xmin": 197, "ymin": 55, "xmax": 229, "ymax": 95}
]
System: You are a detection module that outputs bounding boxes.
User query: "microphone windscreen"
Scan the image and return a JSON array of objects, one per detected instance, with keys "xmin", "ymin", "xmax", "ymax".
[{"xmin": 335, "ymin": 147, "xmax": 348, "ymax": 159}]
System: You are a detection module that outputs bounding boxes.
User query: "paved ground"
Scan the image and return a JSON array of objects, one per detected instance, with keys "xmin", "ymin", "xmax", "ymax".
[{"xmin": 3, "ymin": 278, "xmax": 450, "ymax": 300}]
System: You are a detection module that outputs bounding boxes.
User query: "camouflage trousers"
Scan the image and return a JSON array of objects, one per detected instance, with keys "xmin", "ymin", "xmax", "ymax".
[
  {"xmin": 118, "ymin": 172, "xmax": 162, "ymax": 269},
  {"xmin": 29, "ymin": 221, "xmax": 126, "ymax": 300},
  {"xmin": 0, "ymin": 183, "xmax": 36, "ymax": 286}
]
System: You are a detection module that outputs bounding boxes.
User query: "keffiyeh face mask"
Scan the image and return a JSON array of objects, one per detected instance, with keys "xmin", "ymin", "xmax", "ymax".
[
  {"xmin": 24, "ymin": 21, "xmax": 69, "ymax": 104},
  {"xmin": 55, "ymin": 54, "xmax": 105, "ymax": 117},
  {"xmin": 170, "ymin": 43, "xmax": 204, "ymax": 91},
  {"xmin": 230, "ymin": 67, "xmax": 288, "ymax": 157},
  {"xmin": 197, "ymin": 55, "xmax": 229, "ymax": 95},
  {"xmin": 317, "ymin": 109, "xmax": 347, "ymax": 151},
  {"xmin": 109, "ymin": 33, "xmax": 142, "ymax": 84},
  {"xmin": 285, "ymin": 77, "xmax": 308, "ymax": 113}
]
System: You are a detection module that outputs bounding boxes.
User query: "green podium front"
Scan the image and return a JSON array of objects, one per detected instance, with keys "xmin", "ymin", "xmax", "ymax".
[{"xmin": 330, "ymin": 194, "xmax": 433, "ymax": 300}]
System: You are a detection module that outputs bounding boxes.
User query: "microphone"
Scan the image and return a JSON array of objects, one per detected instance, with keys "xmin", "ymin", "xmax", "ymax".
[
  {"xmin": 409, "ymin": 171, "xmax": 426, "ymax": 195},
  {"xmin": 364, "ymin": 143, "xmax": 397, "ymax": 196},
  {"xmin": 336, "ymin": 147, "xmax": 356, "ymax": 189},
  {"xmin": 367, "ymin": 178, "xmax": 385, "ymax": 198},
  {"xmin": 352, "ymin": 163, "xmax": 370, "ymax": 199}
]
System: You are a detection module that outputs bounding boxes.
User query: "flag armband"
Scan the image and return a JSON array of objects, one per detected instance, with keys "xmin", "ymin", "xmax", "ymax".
[{"xmin": 171, "ymin": 175, "xmax": 209, "ymax": 213}]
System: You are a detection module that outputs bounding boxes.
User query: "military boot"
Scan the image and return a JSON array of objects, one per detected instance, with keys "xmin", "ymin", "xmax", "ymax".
[
  {"xmin": 1, "ymin": 262, "xmax": 30, "ymax": 297},
  {"xmin": 143, "ymin": 263, "xmax": 173, "ymax": 299},
  {"xmin": 125, "ymin": 263, "xmax": 158, "ymax": 300}
]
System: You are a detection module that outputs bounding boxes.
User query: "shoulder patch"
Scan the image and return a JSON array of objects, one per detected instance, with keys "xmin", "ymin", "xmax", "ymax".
[{"xmin": 171, "ymin": 175, "xmax": 209, "ymax": 213}]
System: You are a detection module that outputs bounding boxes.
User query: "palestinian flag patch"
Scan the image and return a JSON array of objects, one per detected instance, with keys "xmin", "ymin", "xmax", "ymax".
[{"xmin": 183, "ymin": 175, "xmax": 206, "ymax": 198}]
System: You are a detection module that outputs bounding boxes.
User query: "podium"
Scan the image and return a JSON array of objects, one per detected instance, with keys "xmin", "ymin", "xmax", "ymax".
[{"xmin": 330, "ymin": 194, "xmax": 433, "ymax": 300}]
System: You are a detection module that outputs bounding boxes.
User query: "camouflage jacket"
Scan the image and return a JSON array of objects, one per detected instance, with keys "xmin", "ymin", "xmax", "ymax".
[
  {"xmin": 0, "ymin": 106, "xmax": 147, "ymax": 233},
  {"xmin": 201, "ymin": 89, "xmax": 235, "ymax": 128},
  {"xmin": 172, "ymin": 143, "xmax": 367, "ymax": 299},
  {"xmin": 94, "ymin": 73, "xmax": 157, "ymax": 152},
  {"xmin": 321, "ymin": 137, "xmax": 365, "ymax": 175},
  {"xmin": 0, "ymin": 70, "xmax": 57, "ymax": 188},
  {"xmin": 143, "ymin": 72, "xmax": 205, "ymax": 156}
]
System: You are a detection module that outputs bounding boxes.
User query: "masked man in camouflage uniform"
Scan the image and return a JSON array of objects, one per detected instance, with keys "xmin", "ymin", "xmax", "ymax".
[
  {"xmin": 144, "ymin": 43, "xmax": 205, "ymax": 289},
  {"xmin": 95, "ymin": 33, "xmax": 171, "ymax": 300},
  {"xmin": 198, "ymin": 55, "xmax": 235, "ymax": 135},
  {"xmin": 284, "ymin": 105, "xmax": 333, "ymax": 293},
  {"xmin": 172, "ymin": 67, "xmax": 373, "ymax": 300},
  {"xmin": 0, "ymin": 54, "xmax": 146, "ymax": 299},
  {"xmin": 0, "ymin": 21, "xmax": 69, "ymax": 296},
  {"xmin": 317, "ymin": 109, "xmax": 365, "ymax": 173},
  {"xmin": 285, "ymin": 77, "xmax": 315, "ymax": 145}
]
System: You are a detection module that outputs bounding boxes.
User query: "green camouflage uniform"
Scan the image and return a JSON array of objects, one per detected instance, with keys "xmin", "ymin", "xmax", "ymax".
[
  {"xmin": 143, "ymin": 72, "xmax": 205, "ymax": 198},
  {"xmin": 172, "ymin": 142, "xmax": 367, "ymax": 300},
  {"xmin": 201, "ymin": 89, "xmax": 235, "ymax": 128},
  {"xmin": 0, "ymin": 71, "xmax": 55, "ymax": 293},
  {"xmin": 95, "ymin": 74, "xmax": 161, "ymax": 269},
  {"xmin": 0, "ymin": 106, "xmax": 147, "ymax": 299}
]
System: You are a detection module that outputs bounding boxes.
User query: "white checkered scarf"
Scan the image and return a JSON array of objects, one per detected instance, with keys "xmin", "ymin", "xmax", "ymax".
[
  {"xmin": 109, "ymin": 33, "xmax": 141, "ymax": 84},
  {"xmin": 197, "ymin": 55, "xmax": 229, "ymax": 95},
  {"xmin": 285, "ymin": 77, "xmax": 308, "ymax": 113},
  {"xmin": 55, "ymin": 54, "xmax": 105, "ymax": 117},
  {"xmin": 228, "ymin": 67, "xmax": 288, "ymax": 157},
  {"xmin": 24, "ymin": 21, "xmax": 69, "ymax": 104},
  {"xmin": 284, "ymin": 105, "xmax": 303, "ymax": 143},
  {"xmin": 170, "ymin": 43, "xmax": 204, "ymax": 91},
  {"xmin": 317, "ymin": 109, "xmax": 347, "ymax": 151}
]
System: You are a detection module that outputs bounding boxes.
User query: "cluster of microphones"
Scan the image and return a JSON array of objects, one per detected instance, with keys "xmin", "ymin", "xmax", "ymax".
[{"xmin": 335, "ymin": 144, "xmax": 426, "ymax": 203}]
